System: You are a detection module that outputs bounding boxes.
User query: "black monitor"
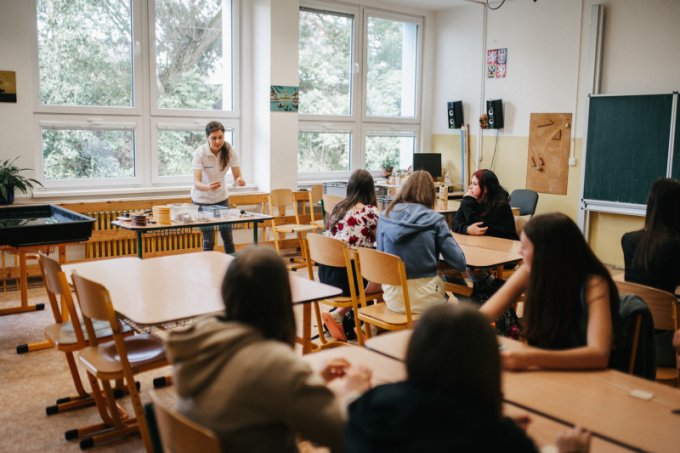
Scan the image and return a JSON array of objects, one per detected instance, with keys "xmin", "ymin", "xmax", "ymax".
[{"xmin": 412, "ymin": 153, "xmax": 442, "ymax": 178}]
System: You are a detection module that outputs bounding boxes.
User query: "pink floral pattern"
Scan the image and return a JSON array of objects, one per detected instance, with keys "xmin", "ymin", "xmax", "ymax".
[{"xmin": 327, "ymin": 205, "xmax": 378, "ymax": 248}]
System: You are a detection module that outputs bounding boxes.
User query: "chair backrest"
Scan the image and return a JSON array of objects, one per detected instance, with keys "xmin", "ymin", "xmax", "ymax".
[
  {"xmin": 514, "ymin": 216, "xmax": 527, "ymax": 237},
  {"xmin": 149, "ymin": 389, "xmax": 221, "ymax": 453},
  {"xmin": 308, "ymin": 185, "xmax": 324, "ymax": 222},
  {"xmin": 71, "ymin": 272, "xmax": 122, "ymax": 343},
  {"xmin": 38, "ymin": 253, "xmax": 86, "ymax": 341},
  {"xmin": 615, "ymin": 279, "xmax": 677, "ymax": 331},
  {"xmin": 355, "ymin": 247, "xmax": 412, "ymax": 324},
  {"xmin": 509, "ymin": 189, "xmax": 539, "ymax": 217},
  {"xmin": 305, "ymin": 233, "xmax": 350, "ymax": 269}
]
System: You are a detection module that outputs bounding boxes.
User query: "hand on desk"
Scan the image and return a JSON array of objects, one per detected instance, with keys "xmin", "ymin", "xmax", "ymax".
[
  {"xmin": 556, "ymin": 426, "xmax": 591, "ymax": 453},
  {"xmin": 321, "ymin": 358, "xmax": 373, "ymax": 394},
  {"xmin": 466, "ymin": 222, "xmax": 488, "ymax": 236}
]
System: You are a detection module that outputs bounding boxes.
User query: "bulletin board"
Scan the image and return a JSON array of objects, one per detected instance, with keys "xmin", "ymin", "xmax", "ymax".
[{"xmin": 526, "ymin": 113, "xmax": 572, "ymax": 195}]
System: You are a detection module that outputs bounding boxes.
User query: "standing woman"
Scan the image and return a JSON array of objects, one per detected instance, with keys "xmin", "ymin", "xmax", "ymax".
[
  {"xmin": 452, "ymin": 169, "xmax": 518, "ymax": 240},
  {"xmin": 192, "ymin": 121, "xmax": 246, "ymax": 253},
  {"xmin": 621, "ymin": 177, "xmax": 680, "ymax": 367}
]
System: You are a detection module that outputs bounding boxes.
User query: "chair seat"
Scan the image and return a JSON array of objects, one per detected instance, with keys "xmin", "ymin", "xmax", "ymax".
[
  {"xmin": 78, "ymin": 333, "xmax": 166, "ymax": 377},
  {"xmin": 273, "ymin": 224, "xmax": 317, "ymax": 234},
  {"xmin": 44, "ymin": 319, "xmax": 120, "ymax": 346},
  {"xmin": 358, "ymin": 302, "xmax": 420, "ymax": 327}
]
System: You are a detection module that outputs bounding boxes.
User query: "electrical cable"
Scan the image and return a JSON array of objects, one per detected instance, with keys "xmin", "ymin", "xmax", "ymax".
[
  {"xmin": 486, "ymin": 0, "xmax": 507, "ymax": 10},
  {"xmin": 490, "ymin": 129, "xmax": 500, "ymax": 170}
]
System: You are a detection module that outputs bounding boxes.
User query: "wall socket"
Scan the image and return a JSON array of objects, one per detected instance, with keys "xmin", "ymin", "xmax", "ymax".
[{"xmin": 568, "ymin": 157, "xmax": 577, "ymax": 166}]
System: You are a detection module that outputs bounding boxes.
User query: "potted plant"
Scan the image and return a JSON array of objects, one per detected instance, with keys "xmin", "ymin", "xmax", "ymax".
[
  {"xmin": 380, "ymin": 156, "xmax": 398, "ymax": 178},
  {"xmin": 0, "ymin": 157, "xmax": 43, "ymax": 205}
]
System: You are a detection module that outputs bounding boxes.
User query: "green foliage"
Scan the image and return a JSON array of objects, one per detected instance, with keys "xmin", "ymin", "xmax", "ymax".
[{"xmin": 0, "ymin": 158, "xmax": 44, "ymax": 199}]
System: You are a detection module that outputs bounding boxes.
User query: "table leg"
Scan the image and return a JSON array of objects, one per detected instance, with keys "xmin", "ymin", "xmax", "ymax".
[
  {"xmin": 0, "ymin": 249, "xmax": 45, "ymax": 317},
  {"xmin": 253, "ymin": 220, "xmax": 259, "ymax": 244},
  {"xmin": 136, "ymin": 232, "xmax": 143, "ymax": 259},
  {"xmin": 301, "ymin": 304, "xmax": 313, "ymax": 354}
]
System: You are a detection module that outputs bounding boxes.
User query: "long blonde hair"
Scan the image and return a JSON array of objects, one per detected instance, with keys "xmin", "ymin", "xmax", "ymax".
[{"xmin": 385, "ymin": 170, "xmax": 435, "ymax": 216}]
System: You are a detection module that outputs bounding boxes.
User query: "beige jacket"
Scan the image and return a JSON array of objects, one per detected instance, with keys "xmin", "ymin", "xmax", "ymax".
[{"xmin": 165, "ymin": 317, "xmax": 345, "ymax": 453}]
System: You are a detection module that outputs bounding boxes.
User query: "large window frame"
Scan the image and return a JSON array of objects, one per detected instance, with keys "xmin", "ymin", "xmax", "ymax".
[
  {"xmin": 298, "ymin": 0, "xmax": 423, "ymax": 181},
  {"xmin": 31, "ymin": 0, "xmax": 240, "ymax": 192}
]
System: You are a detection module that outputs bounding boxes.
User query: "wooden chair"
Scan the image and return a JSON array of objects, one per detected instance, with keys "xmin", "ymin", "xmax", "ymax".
[
  {"xmin": 268, "ymin": 188, "xmax": 317, "ymax": 270},
  {"xmin": 149, "ymin": 389, "xmax": 221, "ymax": 453},
  {"xmin": 70, "ymin": 272, "xmax": 168, "ymax": 451},
  {"xmin": 306, "ymin": 185, "xmax": 325, "ymax": 229},
  {"xmin": 38, "ymin": 253, "xmax": 98, "ymax": 415},
  {"xmin": 354, "ymin": 247, "xmax": 417, "ymax": 339},
  {"xmin": 615, "ymin": 276, "xmax": 679, "ymax": 384},
  {"xmin": 303, "ymin": 234, "xmax": 369, "ymax": 348}
]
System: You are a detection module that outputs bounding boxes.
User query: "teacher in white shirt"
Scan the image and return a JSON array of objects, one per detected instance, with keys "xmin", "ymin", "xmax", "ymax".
[{"xmin": 191, "ymin": 121, "xmax": 246, "ymax": 253}]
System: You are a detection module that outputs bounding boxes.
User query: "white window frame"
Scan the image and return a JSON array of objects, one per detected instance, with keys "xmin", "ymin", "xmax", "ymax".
[
  {"xmin": 30, "ymin": 0, "xmax": 240, "ymax": 192},
  {"xmin": 298, "ymin": 1, "xmax": 423, "ymax": 181}
]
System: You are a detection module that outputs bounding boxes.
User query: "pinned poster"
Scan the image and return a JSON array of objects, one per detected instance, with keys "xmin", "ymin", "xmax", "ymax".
[{"xmin": 487, "ymin": 48, "xmax": 507, "ymax": 79}]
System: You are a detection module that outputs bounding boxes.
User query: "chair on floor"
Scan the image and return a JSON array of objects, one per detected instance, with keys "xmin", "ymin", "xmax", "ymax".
[
  {"xmin": 354, "ymin": 247, "xmax": 417, "ymax": 339},
  {"xmin": 303, "ymin": 234, "xmax": 372, "ymax": 348},
  {"xmin": 268, "ymin": 188, "xmax": 317, "ymax": 270},
  {"xmin": 38, "ymin": 253, "xmax": 129, "ymax": 416},
  {"xmin": 317, "ymin": 194, "xmax": 344, "ymax": 231},
  {"xmin": 509, "ymin": 189, "xmax": 539, "ymax": 217},
  {"xmin": 149, "ymin": 389, "xmax": 221, "ymax": 453},
  {"xmin": 615, "ymin": 277, "xmax": 678, "ymax": 384},
  {"xmin": 70, "ymin": 272, "xmax": 167, "ymax": 451},
  {"xmin": 306, "ymin": 185, "xmax": 325, "ymax": 230}
]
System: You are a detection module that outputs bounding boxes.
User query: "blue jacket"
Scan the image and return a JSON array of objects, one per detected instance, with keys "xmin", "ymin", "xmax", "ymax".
[{"xmin": 377, "ymin": 203, "xmax": 466, "ymax": 279}]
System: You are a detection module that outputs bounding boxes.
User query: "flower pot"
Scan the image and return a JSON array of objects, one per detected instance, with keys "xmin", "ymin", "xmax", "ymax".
[{"xmin": 0, "ymin": 186, "xmax": 14, "ymax": 205}]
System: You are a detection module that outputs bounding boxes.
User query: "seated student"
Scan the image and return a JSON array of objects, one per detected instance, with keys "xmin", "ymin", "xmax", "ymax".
[
  {"xmin": 319, "ymin": 169, "xmax": 380, "ymax": 341},
  {"xmin": 452, "ymin": 168, "xmax": 518, "ymax": 240},
  {"xmin": 621, "ymin": 177, "xmax": 680, "ymax": 367},
  {"xmin": 165, "ymin": 247, "xmax": 372, "ymax": 453},
  {"xmin": 346, "ymin": 304, "xmax": 591, "ymax": 453},
  {"xmin": 377, "ymin": 170, "xmax": 467, "ymax": 314},
  {"xmin": 480, "ymin": 213, "xmax": 625, "ymax": 371}
]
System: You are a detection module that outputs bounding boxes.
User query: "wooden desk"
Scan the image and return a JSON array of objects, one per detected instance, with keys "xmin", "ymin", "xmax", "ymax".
[
  {"xmin": 112, "ymin": 211, "xmax": 272, "ymax": 258},
  {"xmin": 63, "ymin": 252, "xmax": 341, "ymax": 352},
  {"xmin": 308, "ymin": 342, "xmax": 625, "ymax": 452},
  {"xmin": 367, "ymin": 331, "xmax": 680, "ymax": 451},
  {"xmin": 452, "ymin": 232, "xmax": 521, "ymax": 254}
]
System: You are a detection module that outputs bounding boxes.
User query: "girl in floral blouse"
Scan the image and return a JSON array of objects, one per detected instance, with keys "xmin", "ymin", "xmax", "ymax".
[{"xmin": 320, "ymin": 169, "xmax": 379, "ymax": 340}]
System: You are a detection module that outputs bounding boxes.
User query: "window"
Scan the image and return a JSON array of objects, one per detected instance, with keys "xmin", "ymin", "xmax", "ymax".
[
  {"xmin": 34, "ymin": 0, "xmax": 238, "ymax": 190},
  {"xmin": 298, "ymin": 2, "xmax": 422, "ymax": 179}
]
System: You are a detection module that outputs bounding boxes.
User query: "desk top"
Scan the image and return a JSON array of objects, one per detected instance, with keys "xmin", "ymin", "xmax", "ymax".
[
  {"xmin": 366, "ymin": 330, "xmax": 680, "ymax": 452},
  {"xmin": 453, "ymin": 232, "xmax": 521, "ymax": 254},
  {"xmin": 308, "ymin": 342, "xmax": 625, "ymax": 452},
  {"xmin": 111, "ymin": 211, "xmax": 272, "ymax": 232},
  {"xmin": 63, "ymin": 251, "xmax": 340, "ymax": 326}
]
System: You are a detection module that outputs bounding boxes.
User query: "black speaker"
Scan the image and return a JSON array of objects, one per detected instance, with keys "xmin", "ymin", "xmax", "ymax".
[
  {"xmin": 486, "ymin": 99, "xmax": 504, "ymax": 129},
  {"xmin": 447, "ymin": 101, "xmax": 463, "ymax": 129}
]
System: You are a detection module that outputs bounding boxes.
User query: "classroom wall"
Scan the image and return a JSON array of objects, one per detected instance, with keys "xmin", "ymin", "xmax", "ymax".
[{"xmin": 430, "ymin": 0, "xmax": 680, "ymax": 266}]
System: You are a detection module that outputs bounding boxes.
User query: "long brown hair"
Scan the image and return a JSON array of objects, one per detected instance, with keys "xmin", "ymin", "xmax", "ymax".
[
  {"xmin": 328, "ymin": 169, "xmax": 377, "ymax": 231},
  {"xmin": 385, "ymin": 170, "xmax": 435, "ymax": 216},
  {"xmin": 205, "ymin": 121, "xmax": 232, "ymax": 171},
  {"xmin": 472, "ymin": 169, "xmax": 510, "ymax": 215},
  {"xmin": 633, "ymin": 178, "xmax": 680, "ymax": 270},
  {"xmin": 221, "ymin": 247, "xmax": 296, "ymax": 346},
  {"xmin": 522, "ymin": 213, "xmax": 621, "ymax": 350},
  {"xmin": 406, "ymin": 304, "xmax": 501, "ymax": 418}
]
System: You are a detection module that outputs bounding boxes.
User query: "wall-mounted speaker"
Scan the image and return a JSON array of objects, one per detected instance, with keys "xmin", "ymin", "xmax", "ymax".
[
  {"xmin": 486, "ymin": 99, "xmax": 504, "ymax": 129},
  {"xmin": 447, "ymin": 101, "xmax": 463, "ymax": 129}
]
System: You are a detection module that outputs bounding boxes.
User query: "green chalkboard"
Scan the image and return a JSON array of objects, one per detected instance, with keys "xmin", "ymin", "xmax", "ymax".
[
  {"xmin": 584, "ymin": 94, "xmax": 673, "ymax": 205},
  {"xmin": 673, "ymin": 103, "xmax": 680, "ymax": 179}
]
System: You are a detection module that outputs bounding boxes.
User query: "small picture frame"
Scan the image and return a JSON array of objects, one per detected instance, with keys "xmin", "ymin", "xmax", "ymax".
[
  {"xmin": 270, "ymin": 85, "xmax": 299, "ymax": 112},
  {"xmin": 0, "ymin": 71, "xmax": 17, "ymax": 103}
]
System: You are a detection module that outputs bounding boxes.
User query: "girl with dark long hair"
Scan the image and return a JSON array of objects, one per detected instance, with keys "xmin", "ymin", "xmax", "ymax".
[{"xmin": 480, "ymin": 213, "xmax": 624, "ymax": 370}]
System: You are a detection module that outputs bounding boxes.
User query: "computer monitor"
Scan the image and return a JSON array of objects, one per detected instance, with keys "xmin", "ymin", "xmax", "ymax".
[{"xmin": 412, "ymin": 153, "xmax": 442, "ymax": 179}]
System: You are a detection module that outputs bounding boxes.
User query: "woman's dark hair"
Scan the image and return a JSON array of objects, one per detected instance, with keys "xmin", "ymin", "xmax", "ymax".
[
  {"xmin": 406, "ymin": 304, "xmax": 501, "ymax": 418},
  {"xmin": 205, "ymin": 120, "xmax": 232, "ymax": 171},
  {"xmin": 633, "ymin": 178, "xmax": 680, "ymax": 270},
  {"xmin": 472, "ymin": 169, "xmax": 510, "ymax": 215},
  {"xmin": 328, "ymin": 169, "xmax": 377, "ymax": 231},
  {"xmin": 385, "ymin": 170, "xmax": 435, "ymax": 216},
  {"xmin": 221, "ymin": 247, "xmax": 296, "ymax": 346},
  {"xmin": 522, "ymin": 213, "xmax": 621, "ymax": 350}
]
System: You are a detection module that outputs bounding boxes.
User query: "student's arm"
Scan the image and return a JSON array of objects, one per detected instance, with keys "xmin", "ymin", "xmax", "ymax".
[
  {"xmin": 452, "ymin": 196, "xmax": 486, "ymax": 234},
  {"xmin": 231, "ymin": 166, "xmax": 246, "ymax": 186},
  {"xmin": 436, "ymin": 219, "xmax": 466, "ymax": 271},
  {"xmin": 193, "ymin": 168, "xmax": 214, "ymax": 192},
  {"xmin": 479, "ymin": 265, "xmax": 529, "ymax": 321},
  {"xmin": 501, "ymin": 275, "xmax": 613, "ymax": 370}
]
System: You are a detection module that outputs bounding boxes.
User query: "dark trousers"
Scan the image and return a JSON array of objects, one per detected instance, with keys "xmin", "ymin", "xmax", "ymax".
[{"xmin": 193, "ymin": 199, "xmax": 235, "ymax": 254}]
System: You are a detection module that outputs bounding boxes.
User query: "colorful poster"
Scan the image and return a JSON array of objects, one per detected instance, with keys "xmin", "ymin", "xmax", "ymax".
[
  {"xmin": 270, "ymin": 86, "xmax": 299, "ymax": 112},
  {"xmin": 0, "ymin": 71, "xmax": 17, "ymax": 103},
  {"xmin": 486, "ymin": 48, "xmax": 508, "ymax": 79}
]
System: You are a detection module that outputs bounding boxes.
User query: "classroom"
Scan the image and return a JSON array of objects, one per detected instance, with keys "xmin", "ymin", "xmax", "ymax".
[{"xmin": 1, "ymin": 0, "xmax": 679, "ymax": 451}]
